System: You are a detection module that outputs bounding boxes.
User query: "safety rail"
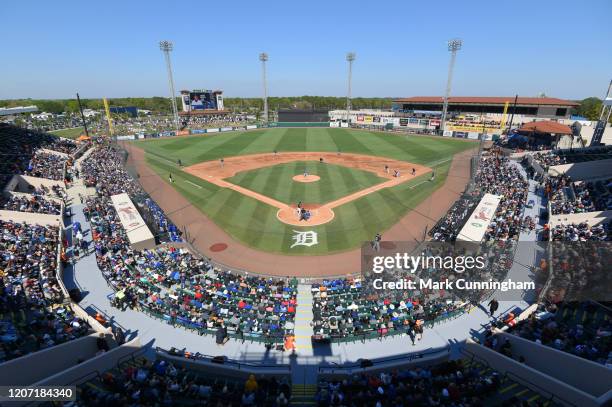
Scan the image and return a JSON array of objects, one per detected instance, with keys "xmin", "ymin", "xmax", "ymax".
[
  {"xmin": 139, "ymin": 305, "xmax": 286, "ymax": 344},
  {"xmin": 155, "ymin": 346, "xmax": 290, "ymax": 370},
  {"xmin": 318, "ymin": 346, "xmax": 449, "ymax": 373},
  {"xmin": 116, "ymin": 346, "xmax": 149, "ymax": 367},
  {"xmin": 460, "ymin": 347, "xmax": 578, "ymax": 407},
  {"xmin": 505, "ymin": 371, "xmax": 578, "ymax": 407},
  {"xmin": 317, "ymin": 306, "xmax": 467, "ymax": 344}
]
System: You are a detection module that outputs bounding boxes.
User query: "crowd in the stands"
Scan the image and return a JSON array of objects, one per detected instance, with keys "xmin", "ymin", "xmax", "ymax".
[
  {"xmin": 311, "ymin": 241, "xmax": 514, "ymax": 341},
  {"xmin": 81, "ymin": 143, "xmax": 182, "ymax": 242},
  {"xmin": 76, "ymin": 356, "xmax": 291, "ymax": 406},
  {"xmin": 23, "ymin": 151, "xmax": 68, "ymax": 181},
  {"xmin": 0, "ymin": 220, "xmax": 90, "ymax": 362},
  {"xmin": 0, "ymin": 124, "xmax": 79, "ymax": 189},
  {"xmin": 549, "ymin": 221, "xmax": 610, "ymax": 241},
  {"xmin": 506, "ymin": 302, "xmax": 612, "ymax": 367},
  {"xmin": 316, "ymin": 359, "xmax": 502, "ymax": 406},
  {"xmin": 84, "ymin": 192, "xmax": 296, "ymax": 340},
  {"xmin": 475, "ymin": 154, "xmax": 529, "ymax": 241},
  {"xmin": 532, "ymin": 146, "xmax": 612, "ymax": 170},
  {"xmin": 81, "ymin": 144, "xmax": 141, "ymax": 197},
  {"xmin": 432, "ymin": 150, "xmax": 529, "ymax": 242},
  {"xmin": 546, "ymin": 175, "xmax": 612, "ymax": 215},
  {"xmin": 430, "ymin": 195, "xmax": 480, "ymax": 242},
  {"xmin": 311, "ymin": 276, "xmax": 457, "ymax": 340},
  {"xmin": 1, "ymin": 194, "xmax": 62, "ymax": 215},
  {"xmin": 531, "ymin": 151, "xmax": 567, "ymax": 169}
]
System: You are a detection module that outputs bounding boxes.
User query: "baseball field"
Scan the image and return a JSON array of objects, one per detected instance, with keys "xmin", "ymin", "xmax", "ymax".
[{"xmin": 132, "ymin": 127, "xmax": 476, "ymax": 255}]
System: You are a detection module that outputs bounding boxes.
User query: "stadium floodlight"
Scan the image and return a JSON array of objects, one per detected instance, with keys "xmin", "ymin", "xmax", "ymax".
[
  {"xmin": 440, "ymin": 39, "xmax": 463, "ymax": 135},
  {"xmin": 159, "ymin": 40, "xmax": 180, "ymax": 132},
  {"xmin": 259, "ymin": 53, "xmax": 269, "ymax": 123},
  {"xmin": 345, "ymin": 52, "xmax": 356, "ymax": 123}
]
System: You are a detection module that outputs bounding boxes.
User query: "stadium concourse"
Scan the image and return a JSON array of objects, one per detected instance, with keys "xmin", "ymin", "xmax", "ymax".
[{"xmin": 0, "ymin": 124, "xmax": 611, "ymax": 406}]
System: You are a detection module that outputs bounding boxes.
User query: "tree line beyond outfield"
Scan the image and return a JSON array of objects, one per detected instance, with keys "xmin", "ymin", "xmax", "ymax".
[
  {"xmin": 1, "ymin": 96, "xmax": 604, "ymax": 120},
  {"xmin": 0, "ymin": 96, "xmax": 391, "ymax": 115}
]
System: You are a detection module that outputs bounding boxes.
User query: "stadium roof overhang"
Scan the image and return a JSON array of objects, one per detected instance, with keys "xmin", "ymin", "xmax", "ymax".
[
  {"xmin": 518, "ymin": 121, "xmax": 573, "ymax": 135},
  {"xmin": 392, "ymin": 96, "xmax": 579, "ymax": 108}
]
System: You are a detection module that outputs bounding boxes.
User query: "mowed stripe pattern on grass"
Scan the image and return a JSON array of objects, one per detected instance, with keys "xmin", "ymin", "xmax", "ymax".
[
  {"xmin": 227, "ymin": 161, "xmax": 386, "ymax": 205},
  {"xmin": 137, "ymin": 128, "xmax": 474, "ymax": 254},
  {"xmin": 139, "ymin": 127, "xmax": 474, "ymax": 167}
]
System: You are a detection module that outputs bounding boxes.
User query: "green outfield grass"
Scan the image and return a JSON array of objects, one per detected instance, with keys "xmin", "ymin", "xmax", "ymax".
[
  {"xmin": 49, "ymin": 127, "xmax": 84, "ymax": 139},
  {"xmin": 136, "ymin": 128, "xmax": 475, "ymax": 254},
  {"xmin": 227, "ymin": 161, "xmax": 386, "ymax": 205}
]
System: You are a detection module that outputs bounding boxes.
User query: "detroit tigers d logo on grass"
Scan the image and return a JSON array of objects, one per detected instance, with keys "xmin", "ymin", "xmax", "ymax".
[{"xmin": 291, "ymin": 230, "xmax": 318, "ymax": 248}]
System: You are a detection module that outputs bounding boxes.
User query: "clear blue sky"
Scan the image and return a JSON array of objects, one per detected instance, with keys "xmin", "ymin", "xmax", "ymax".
[{"xmin": 2, "ymin": 0, "xmax": 610, "ymax": 100}]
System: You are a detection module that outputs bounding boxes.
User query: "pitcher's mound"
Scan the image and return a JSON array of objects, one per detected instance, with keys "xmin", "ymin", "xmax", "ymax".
[
  {"xmin": 292, "ymin": 174, "xmax": 320, "ymax": 183},
  {"xmin": 277, "ymin": 204, "xmax": 334, "ymax": 226}
]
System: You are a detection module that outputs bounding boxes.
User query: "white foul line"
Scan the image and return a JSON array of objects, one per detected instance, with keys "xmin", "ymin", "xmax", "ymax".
[
  {"xmin": 184, "ymin": 180, "xmax": 203, "ymax": 189},
  {"xmin": 410, "ymin": 180, "xmax": 429, "ymax": 189}
]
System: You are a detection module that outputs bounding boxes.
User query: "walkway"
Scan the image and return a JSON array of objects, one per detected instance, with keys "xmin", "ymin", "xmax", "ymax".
[{"xmin": 60, "ymin": 145, "xmax": 531, "ymax": 383}]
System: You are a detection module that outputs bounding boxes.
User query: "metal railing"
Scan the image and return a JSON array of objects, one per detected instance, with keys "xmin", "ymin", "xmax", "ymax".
[
  {"xmin": 460, "ymin": 347, "xmax": 578, "ymax": 407},
  {"xmin": 155, "ymin": 346, "xmax": 289, "ymax": 370},
  {"xmin": 318, "ymin": 346, "xmax": 449, "ymax": 373}
]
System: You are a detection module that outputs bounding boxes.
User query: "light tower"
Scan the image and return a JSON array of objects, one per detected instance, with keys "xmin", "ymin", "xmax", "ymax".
[
  {"xmin": 440, "ymin": 39, "xmax": 462, "ymax": 135},
  {"xmin": 345, "ymin": 52, "xmax": 356, "ymax": 123},
  {"xmin": 590, "ymin": 79, "xmax": 612, "ymax": 146},
  {"xmin": 259, "ymin": 52, "xmax": 269, "ymax": 123},
  {"xmin": 159, "ymin": 40, "xmax": 180, "ymax": 132}
]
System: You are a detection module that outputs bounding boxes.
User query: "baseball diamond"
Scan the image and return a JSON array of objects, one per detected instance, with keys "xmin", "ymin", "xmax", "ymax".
[{"xmin": 127, "ymin": 127, "xmax": 476, "ymax": 260}]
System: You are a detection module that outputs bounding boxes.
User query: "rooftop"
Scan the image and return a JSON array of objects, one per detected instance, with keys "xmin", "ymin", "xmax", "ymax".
[
  {"xmin": 393, "ymin": 96, "xmax": 579, "ymax": 107},
  {"xmin": 519, "ymin": 120, "xmax": 573, "ymax": 135}
]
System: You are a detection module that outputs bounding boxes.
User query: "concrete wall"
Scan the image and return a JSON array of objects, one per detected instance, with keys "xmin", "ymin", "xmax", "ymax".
[
  {"xmin": 549, "ymin": 210, "xmax": 612, "ymax": 227},
  {"xmin": 465, "ymin": 340, "xmax": 603, "ymax": 407},
  {"xmin": 156, "ymin": 350, "xmax": 291, "ymax": 380},
  {"xmin": 4, "ymin": 190, "xmax": 64, "ymax": 205},
  {"xmin": 0, "ymin": 332, "xmax": 116, "ymax": 386},
  {"xmin": 0, "ymin": 210, "xmax": 62, "ymax": 227},
  {"xmin": 4, "ymin": 174, "xmax": 66, "ymax": 195},
  {"xmin": 548, "ymin": 158, "xmax": 612, "ymax": 180},
  {"xmin": 33, "ymin": 337, "xmax": 142, "ymax": 387},
  {"xmin": 576, "ymin": 124, "xmax": 612, "ymax": 146},
  {"xmin": 496, "ymin": 332, "xmax": 612, "ymax": 397},
  {"xmin": 318, "ymin": 348, "xmax": 450, "ymax": 379},
  {"xmin": 39, "ymin": 148, "xmax": 69, "ymax": 159}
]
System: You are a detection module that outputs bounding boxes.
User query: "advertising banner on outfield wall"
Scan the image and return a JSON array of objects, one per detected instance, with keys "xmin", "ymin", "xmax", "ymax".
[
  {"xmin": 457, "ymin": 193, "xmax": 502, "ymax": 242},
  {"xmin": 246, "ymin": 125, "xmax": 258, "ymax": 130},
  {"xmin": 191, "ymin": 129, "xmax": 206, "ymax": 134},
  {"xmin": 446, "ymin": 124, "xmax": 502, "ymax": 134},
  {"xmin": 206, "ymin": 128, "xmax": 219, "ymax": 133},
  {"xmin": 330, "ymin": 121, "xmax": 340, "ymax": 128},
  {"xmin": 220, "ymin": 127, "xmax": 233, "ymax": 132}
]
